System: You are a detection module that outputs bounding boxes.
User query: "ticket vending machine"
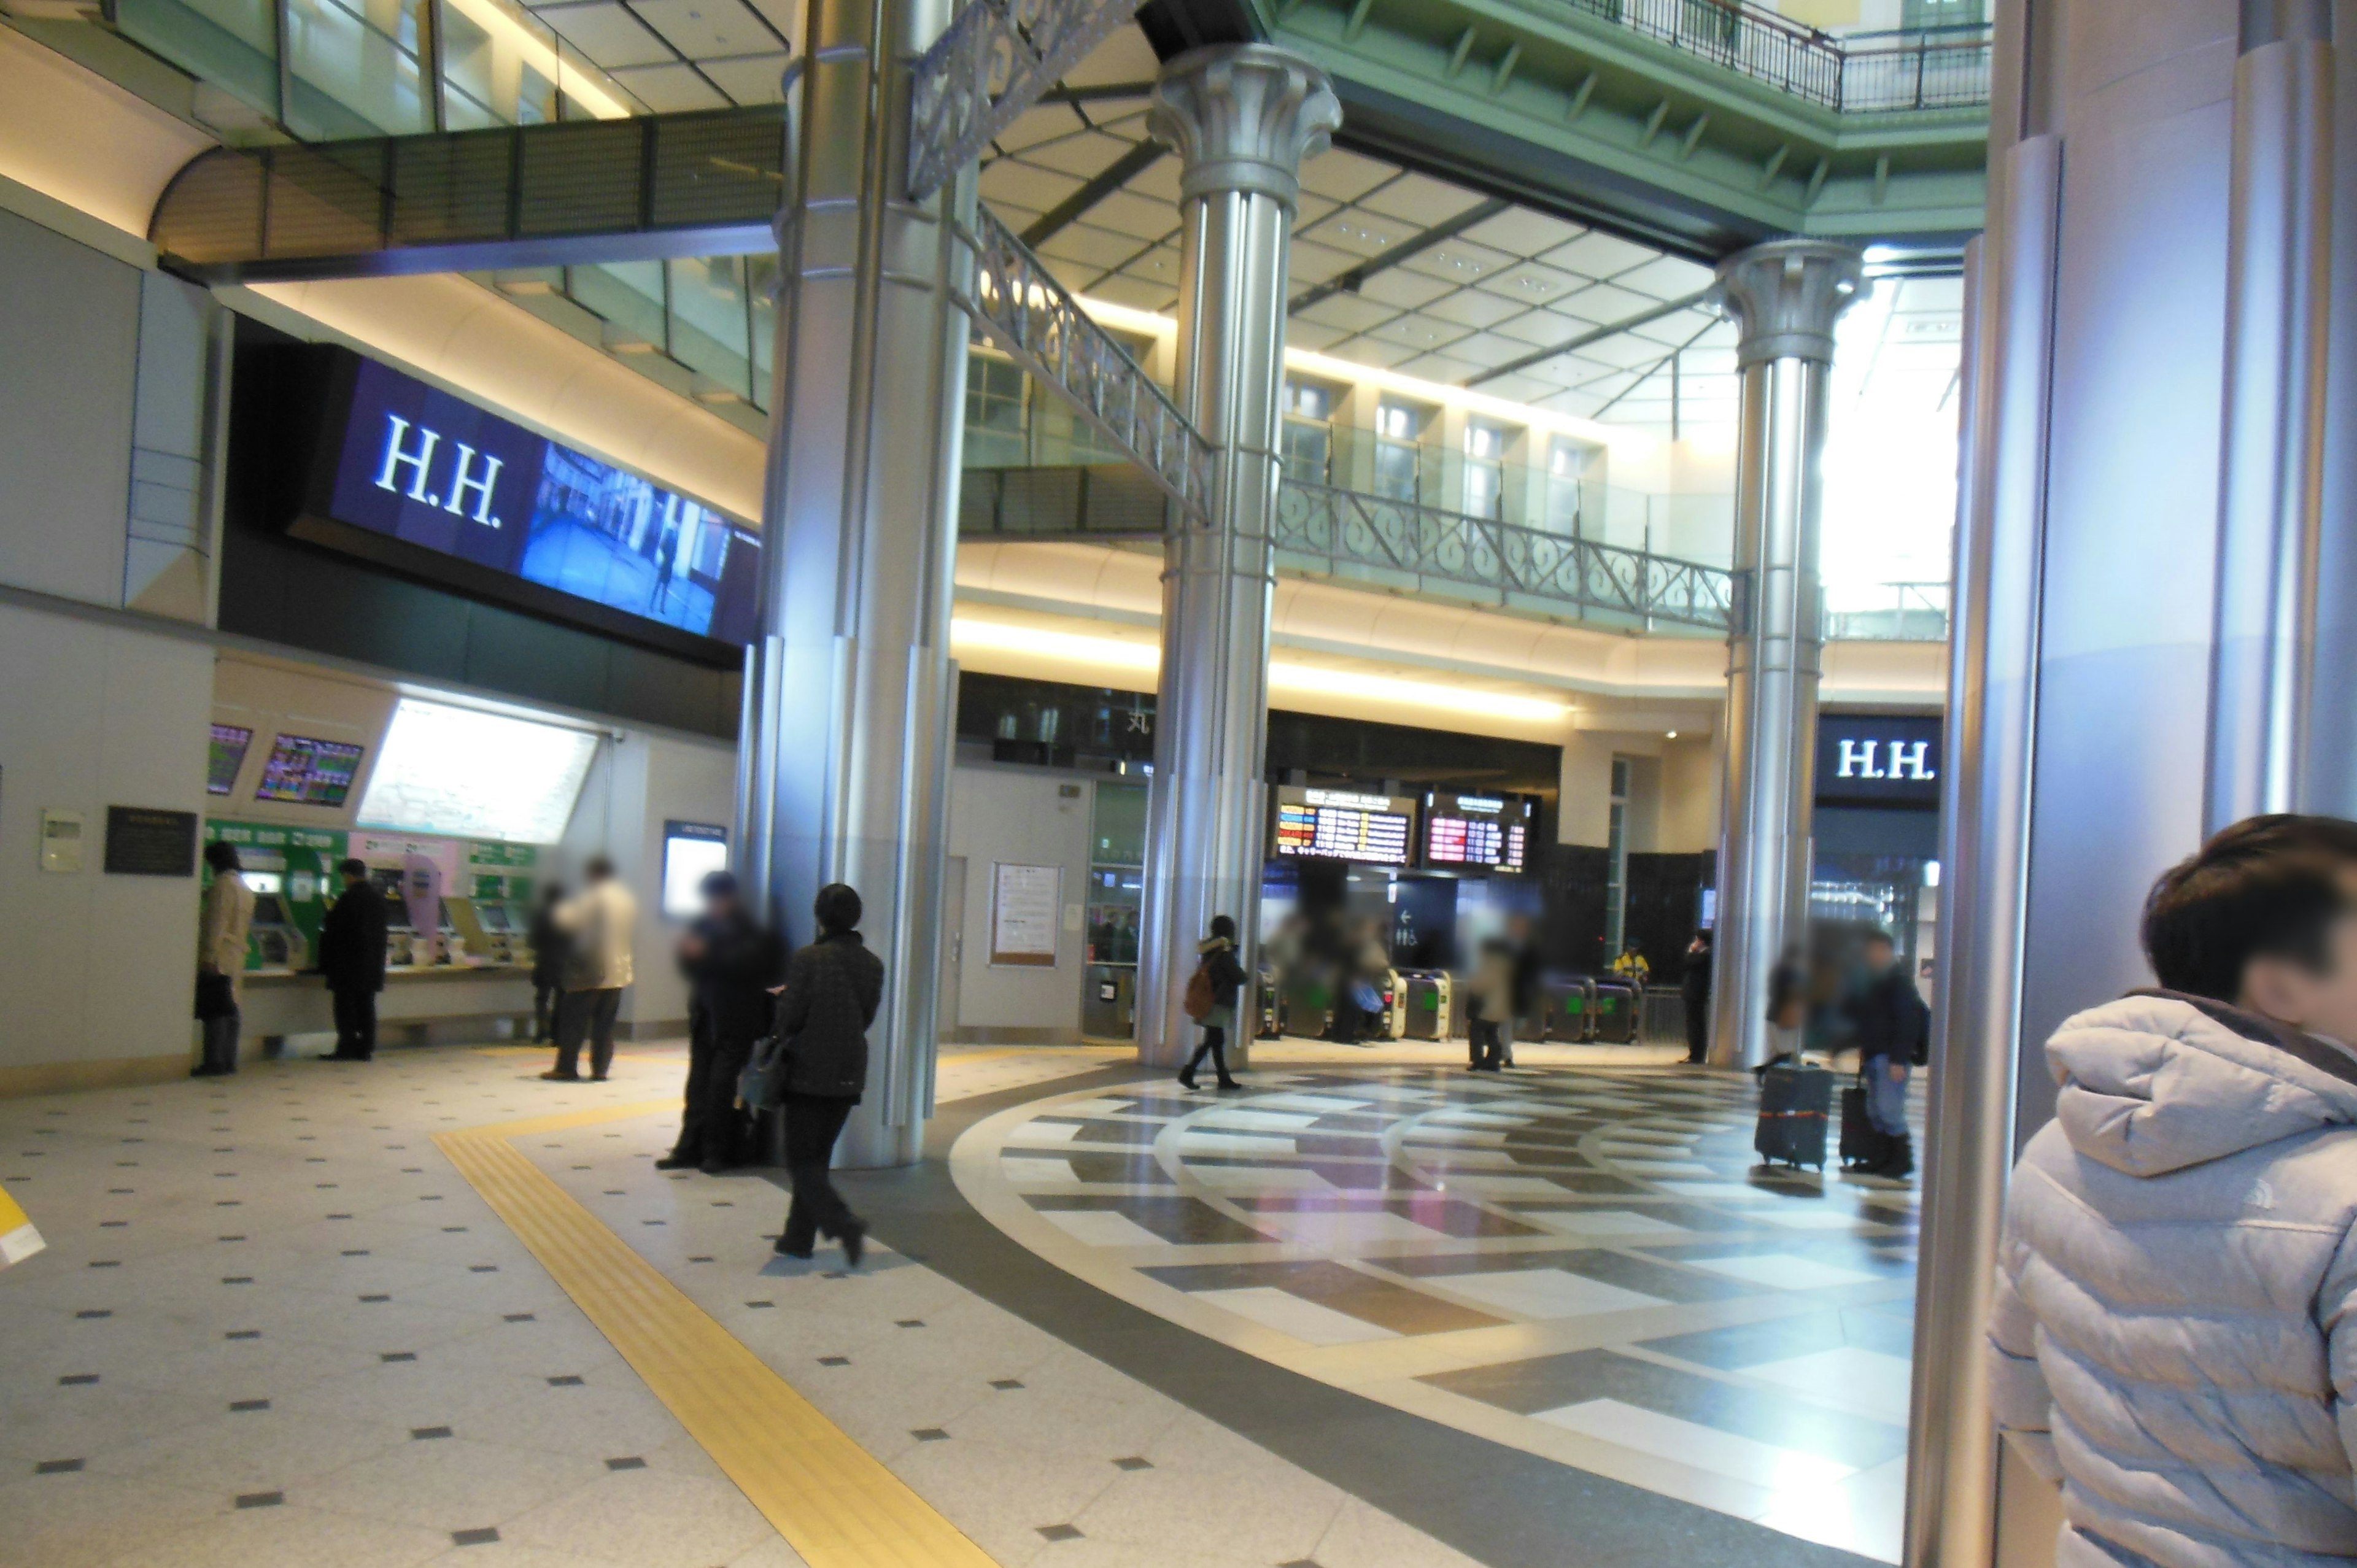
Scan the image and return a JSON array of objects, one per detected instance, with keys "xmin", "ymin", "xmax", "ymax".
[
  {"xmin": 372, "ymin": 868, "xmax": 420, "ymax": 967},
  {"xmin": 247, "ymin": 888, "xmax": 311, "ymax": 973}
]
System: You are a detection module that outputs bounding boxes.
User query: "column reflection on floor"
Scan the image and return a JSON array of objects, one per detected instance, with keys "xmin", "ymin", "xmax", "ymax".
[{"xmin": 951, "ymin": 1051, "xmax": 1924, "ymax": 1564}]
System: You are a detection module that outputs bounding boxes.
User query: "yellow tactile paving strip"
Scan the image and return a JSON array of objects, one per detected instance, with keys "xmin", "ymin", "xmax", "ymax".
[{"xmin": 436, "ymin": 1102, "xmax": 999, "ymax": 1568}]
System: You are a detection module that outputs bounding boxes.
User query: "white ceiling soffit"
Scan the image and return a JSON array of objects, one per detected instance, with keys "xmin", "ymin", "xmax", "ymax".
[
  {"xmin": 0, "ymin": 25, "xmax": 215, "ymax": 247},
  {"xmin": 527, "ymin": 0, "xmax": 796, "ymax": 107}
]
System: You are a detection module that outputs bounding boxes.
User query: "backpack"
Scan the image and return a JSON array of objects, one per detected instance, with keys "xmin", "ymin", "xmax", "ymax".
[{"xmin": 1182, "ymin": 959, "xmax": 1215, "ymax": 1022}]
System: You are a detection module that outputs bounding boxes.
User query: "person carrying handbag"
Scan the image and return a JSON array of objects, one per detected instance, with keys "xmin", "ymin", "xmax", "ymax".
[
  {"xmin": 1178, "ymin": 916, "xmax": 1247, "ymax": 1091},
  {"xmin": 746, "ymin": 883, "xmax": 882, "ymax": 1265}
]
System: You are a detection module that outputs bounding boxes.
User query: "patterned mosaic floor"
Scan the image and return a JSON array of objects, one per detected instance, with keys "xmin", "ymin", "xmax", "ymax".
[{"xmin": 951, "ymin": 1061, "xmax": 1922, "ymax": 1564}]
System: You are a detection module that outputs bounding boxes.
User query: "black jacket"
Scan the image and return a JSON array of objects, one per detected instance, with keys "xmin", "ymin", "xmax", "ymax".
[
  {"xmin": 317, "ymin": 883, "xmax": 389, "ymax": 993},
  {"xmin": 773, "ymin": 931, "xmax": 884, "ymax": 1099},
  {"xmin": 528, "ymin": 903, "xmax": 569, "ymax": 987},
  {"xmin": 1681, "ymin": 944, "xmax": 1713, "ymax": 1001},
  {"xmin": 1200, "ymin": 937, "xmax": 1246, "ymax": 1006},
  {"xmin": 683, "ymin": 910, "xmax": 786, "ymax": 1048},
  {"xmin": 1849, "ymin": 963, "xmax": 1930, "ymax": 1065}
]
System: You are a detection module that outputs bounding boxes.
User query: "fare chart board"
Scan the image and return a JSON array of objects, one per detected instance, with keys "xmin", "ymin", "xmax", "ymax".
[
  {"xmin": 1271, "ymin": 787, "xmax": 1417, "ymax": 867},
  {"xmin": 1422, "ymin": 792, "xmax": 1533, "ymax": 872}
]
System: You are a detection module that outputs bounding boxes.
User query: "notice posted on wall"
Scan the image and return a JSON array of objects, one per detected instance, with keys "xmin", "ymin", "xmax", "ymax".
[{"xmin": 989, "ymin": 863, "xmax": 1062, "ymax": 967}]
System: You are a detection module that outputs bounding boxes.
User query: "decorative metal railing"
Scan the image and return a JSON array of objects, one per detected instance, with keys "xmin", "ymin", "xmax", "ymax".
[
  {"xmin": 954, "ymin": 206, "xmax": 1217, "ymax": 523},
  {"xmin": 1557, "ymin": 0, "xmax": 1991, "ymax": 114},
  {"xmin": 1824, "ymin": 579, "xmax": 1950, "ymax": 641},
  {"xmin": 1272, "ymin": 482, "xmax": 1736, "ymax": 631},
  {"xmin": 908, "ymin": 0, "xmax": 1148, "ymax": 199}
]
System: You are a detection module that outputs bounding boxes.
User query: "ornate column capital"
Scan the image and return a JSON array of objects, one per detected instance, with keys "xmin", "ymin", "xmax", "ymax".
[
  {"xmin": 1148, "ymin": 44, "xmax": 1341, "ymax": 210},
  {"xmin": 1712, "ymin": 239, "xmax": 1868, "ymax": 368}
]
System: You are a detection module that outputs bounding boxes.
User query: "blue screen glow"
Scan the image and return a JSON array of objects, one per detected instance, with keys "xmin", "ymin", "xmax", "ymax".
[{"xmin": 326, "ymin": 360, "xmax": 761, "ymax": 644}]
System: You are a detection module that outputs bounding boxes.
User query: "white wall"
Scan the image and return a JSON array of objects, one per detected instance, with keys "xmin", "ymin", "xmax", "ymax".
[
  {"xmin": 557, "ymin": 725, "xmax": 737, "ymax": 1037},
  {"xmin": 945, "ymin": 764, "xmax": 1094, "ymax": 1040},
  {"xmin": 0, "ymin": 604, "xmax": 213, "ymax": 1087}
]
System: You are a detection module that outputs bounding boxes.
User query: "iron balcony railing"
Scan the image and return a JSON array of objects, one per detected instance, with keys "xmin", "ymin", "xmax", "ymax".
[
  {"xmin": 1560, "ymin": 0, "xmax": 1991, "ymax": 113},
  {"xmin": 961, "ymin": 464, "xmax": 1951, "ymax": 642},
  {"xmin": 1275, "ymin": 481, "xmax": 1735, "ymax": 631}
]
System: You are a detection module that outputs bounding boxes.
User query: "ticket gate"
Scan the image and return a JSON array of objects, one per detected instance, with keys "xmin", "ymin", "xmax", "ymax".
[
  {"xmin": 1279, "ymin": 975, "xmax": 1331, "ymax": 1040},
  {"xmin": 1083, "ymin": 964, "xmax": 1135, "ymax": 1039},
  {"xmin": 1544, "ymin": 976, "xmax": 1597, "ymax": 1042},
  {"xmin": 1592, "ymin": 981, "xmax": 1640, "ymax": 1044},
  {"xmin": 1401, "ymin": 970, "xmax": 1453, "ymax": 1040},
  {"xmin": 1372, "ymin": 968, "xmax": 1408, "ymax": 1041}
]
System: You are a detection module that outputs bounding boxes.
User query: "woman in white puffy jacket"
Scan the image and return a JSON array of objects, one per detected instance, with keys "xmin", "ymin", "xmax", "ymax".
[{"xmin": 1991, "ymin": 815, "xmax": 2357, "ymax": 1568}]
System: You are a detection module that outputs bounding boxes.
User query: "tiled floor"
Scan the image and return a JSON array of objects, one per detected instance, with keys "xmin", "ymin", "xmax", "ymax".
[
  {"xmin": 949, "ymin": 1057, "xmax": 1922, "ymax": 1564},
  {"xmin": 1, "ymin": 1041, "xmax": 1484, "ymax": 1568}
]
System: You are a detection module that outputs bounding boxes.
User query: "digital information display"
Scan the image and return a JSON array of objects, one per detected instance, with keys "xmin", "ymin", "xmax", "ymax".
[
  {"xmin": 255, "ymin": 735, "xmax": 365, "ymax": 806},
  {"xmin": 323, "ymin": 358, "xmax": 762, "ymax": 644},
  {"xmin": 356, "ymin": 698, "xmax": 598, "ymax": 844},
  {"xmin": 1423, "ymin": 792, "xmax": 1533, "ymax": 872},
  {"xmin": 661, "ymin": 821, "xmax": 730, "ymax": 920},
  {"xmin": 207, "ymin": 725, "xmax": 254, "ymax": 796},
  {"xmin": 1272, "ymin": 786, "xmax": 1415, "ymax": 867}
]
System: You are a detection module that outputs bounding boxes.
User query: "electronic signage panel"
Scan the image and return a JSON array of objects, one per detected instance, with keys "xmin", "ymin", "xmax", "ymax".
[
  {"xmin": 1423, "ymin": 792, "xmax": 1533, "ymax": 872},
  {"xmin": 322, "ymin": 359, "xmax": 762, "ymax": 644},
  {"xmin": 255, "ymin": 735, "xmax": 365, "ymax": 807},
  {"xmin": 356, "ymin": 698, "xmax": 598, "ymax": 844},
  {"xmin": 661, "ymin": 822, "xmax": 730, "ymax": 920},
  {"xmin": 1271, "ymin": 786, "xmax": 1415, "ymax": 867},
  {"xmin": 207, "ymin": 725, "xmax": 254, "ymax": 796}
]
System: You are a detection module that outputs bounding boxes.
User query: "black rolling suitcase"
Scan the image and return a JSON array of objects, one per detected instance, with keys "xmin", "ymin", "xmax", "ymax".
[
  {"xmin": 1840, "ymin": 1078, "xmax": 1895, "ymax": 1171},
  {"xmin": 1755, "ymin": 1064, "xmax": 1833, "ymax": 1170}
]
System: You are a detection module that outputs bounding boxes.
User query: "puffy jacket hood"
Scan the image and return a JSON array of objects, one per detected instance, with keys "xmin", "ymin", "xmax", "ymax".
[{"xmin": 2045, "ymin": 991, "xmax": 2357, "ymax": 1176}]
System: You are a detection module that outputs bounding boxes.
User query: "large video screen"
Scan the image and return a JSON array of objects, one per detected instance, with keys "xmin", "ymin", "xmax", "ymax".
[
  {"xmin": 255, "ymin": 734, "xmax": 365, "ymax": 806},
  {"xmin": 356, "ymin": 698, "xmax": 599, "ymax": 844},
  {"xmin": 321, "ymin": 359, "xmax": 762, "ymax": 644},
  {"xmin": 1272, "ymin": 786, "xmax": 1415, "ymax": 867},
  {"xmin": 1423, "ymin": 792, "xmax": 1532, "ymax": 872}
]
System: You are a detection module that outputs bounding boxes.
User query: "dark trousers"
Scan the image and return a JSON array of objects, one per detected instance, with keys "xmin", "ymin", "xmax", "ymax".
[
  {"xmin": 199, "ymin": 1008, "xmax": 241, "ymax": 1073},
  {"xmin": 554, "ymin": 988, "xmax": 623, "ymax": 1078},
  {"xmin": 1682, "ymin": 988, "xmax": 1709, "ymax": 1064},
  {"xmin": 532, "ymin": 982, "xmax": 559, "ymax": 1043},
  {"xmin": 1469, "ymin": 1018, "xmax": 1508, "ymax": 1070},
  {"xmin": 780, "ymin": 1093, "xmax": 859, "ymax": 1253},
  {"xmin": 331, "ymin": 987, "xmax": 378, "ymax": 1060},
  {"xmin": 672, "ymin": 1021, "xmax": 756, "ymax": 1167},
  {"xmin": 1183, "ymin": 1026, "xmax": 1234, "ymax": 1083}
]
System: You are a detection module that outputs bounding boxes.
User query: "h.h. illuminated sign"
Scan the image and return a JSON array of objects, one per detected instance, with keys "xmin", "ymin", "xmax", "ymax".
[
  {"xmin": 373, "ymin": 414, "xmax": 505, "ymax": 530},
  {"xmin": 1816, "ymin": 716, "xmax": 1942, "ymax": 806}
]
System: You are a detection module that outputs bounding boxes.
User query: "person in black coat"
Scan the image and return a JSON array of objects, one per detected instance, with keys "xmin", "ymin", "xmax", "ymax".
[
  {"xmin": 1177, "ymin": 914, "xmax": 1247, "ymax": 1091},
  {"xmin": 659, "ymin": 872, "xmax": 786, "ymax": 1175},
  {"xmin": 1845, "ymin": 929, "xmax": 1929, "ymax": 1177},
  {"xmin": 316, "ymin": 857, "xmax": 389, "ymax": 1061},
  {"xmin": 527, "ymin": 883, "xmax": 568, "ymax": 1043},
  {"xmin": 1681, "ymin": 930, "xmax": 1713, "ymax": 1065},
  {"xmin": 767, "ymin": 883, "xmax": 884, "ymax": 1265}
]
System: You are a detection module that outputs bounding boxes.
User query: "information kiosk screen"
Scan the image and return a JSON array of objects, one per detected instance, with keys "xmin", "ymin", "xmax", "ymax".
[
  {"xmin": 255, "ymin": 735, "xmax": 365, "ymax": 807},
  {"xmin": 1271, "ymin": 786, "xmax": 1416, "ymax": 867},
  {"xmin": 1423, "ymin": 793, "xmax": 1533, "ymax": 872}
]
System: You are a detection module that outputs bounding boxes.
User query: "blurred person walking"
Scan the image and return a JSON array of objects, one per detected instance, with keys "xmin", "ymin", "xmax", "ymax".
[
  {"xmin": 1178, "ymin": 915, "xmax": 1247, "ymax": 1091},
  {"xmin": 761, "ymin": 883, "xmax": 883, "ymax": 1264},
  {"xmin": 317, "ymin": 857, "xmax": 389, "ymax": 1060},
  {"xmin": 544, "ymin": 857, "xmax": 637, "ymax": 1083},
  {"xmin": 660, "ymin": 871, "xmax": 784, "ymax": 1174},
  {"xmin": 1466, "ymin": 937, "xmax": 1517, "ymax": 1072},
  {"xmin": 1681, "ymin": 930, "xmax": 1713, "ymax": 1065},
  {"xmin": 1990, "ymin": 815, "xmax": 2357, "ymax": 1567},
  {"xmin": 193, "ymin": 841, "xmax": 255, "ymax": 1078},
  {"xmin": 1844, "ymin": 929, "xmax": 1928, "ymax": 1178},
  {"xmin": 528, "ymin": 882, "xmax": 568, "ymax": 1044}
]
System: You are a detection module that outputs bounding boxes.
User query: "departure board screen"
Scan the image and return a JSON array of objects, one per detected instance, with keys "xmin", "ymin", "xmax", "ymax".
[
  {"xmin": 255, "ymin": 735, "xmax": 366, "ymax": 807},
  {"xmin": 1423, "ymin": 792, "xmax": 1533, "ymax": 871},
  {"xmin": 207, "ymin": 725, "xmax": 254, "ymax": 796},
  {"xmin": 1271, "ymin": 786, "xmax": 1416, "ymax": 867}
]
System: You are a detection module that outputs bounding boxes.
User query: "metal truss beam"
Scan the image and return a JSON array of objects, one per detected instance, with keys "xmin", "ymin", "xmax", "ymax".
[
  {"xmin": 1021, "ymin": 140, "xmax": 1166, "ymax": 248},
  {"xmin": 1286, "ymin": 196, "xmax": 1508, "ymax": 315},
  {"xmin": 908, "ymin": 0, "xmax": 1153, "ymax": 200}
]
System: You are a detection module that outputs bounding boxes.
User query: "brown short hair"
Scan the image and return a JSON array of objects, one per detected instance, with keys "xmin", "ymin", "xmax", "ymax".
[{"xmin": 2142, "ymin": 814, "xmax": 2357, "ymax": 1002}]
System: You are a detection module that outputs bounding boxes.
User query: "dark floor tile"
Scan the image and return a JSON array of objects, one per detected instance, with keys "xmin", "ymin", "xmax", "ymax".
[
  {"xmin": 380, "ymin": 1351, "xmax": 416, "ymax": 1362},
  {"xmin": 911, "ymin": 1427, "xmax": 950, "ymax": 1442},
  {"xmin": 1380, "ymin": 1195, "xmax": 1544, "ymax": 1238},
  {"xmin": 1383, "ymin": 1247, "xmax": 1752, "ymax": 1304},
  {"xmin": 35, "ymin": 1459, "xmax": 83, "ymax": 1475},
  {"xmin": 58, "ymin": 1374, "xmax": 98, "ymax": 1386},
  {"xmin": 1037, "ymin": 1524, "xmax": 1083, "ymax": 1542},
  {"xmin": 1639, "ymin": 1307, "xmax": 1914, "ymax": 1370},
  {"xmin": 605, "ymin": 1456, "xmax": 646, "ymax": 1471},
  {"xmin": 1063, "ymin": 1153, "xmax": 1174, "ymax": 1186},
  {"xmin": 412, "ymin": 1426, "xmax": 453, "ymax": 1440},
  {"xmin": 451, "ymin": 1527, "xmax": 500, "ymax": 1547},
  {"xmin": 990, "ymin": 1378, "xmax": 1024, "ymax": 1390},
  {"xmin": 818, "ymin": 1356, "xmax": 851, "ymax": 1367},
  {"xmin": 234, "ymin": 1490, "xmax": 283, "ymax": 1509},
  {"xmin": 546, "ymin": 1375, "xmax": 584, "ymax": 1386},
  {"xmin": 1064, "ymin": 1122, "xmax": 1162, "ymax": 1147},
  {"xmin": 1111, "ymin": 1455, "xmax": 1153, "ymax": 1471},
  {"xmin": 74, "ymin": 1310, "xmax": 110, "ymax": 1320},
  {"xmin": 1296, "ymin": 1161, "xmax": 1432, "ymax": 1192},
  {"xmin": 1142, "ymin": 1259, "xmax": 1503, "ymax": 1335},
  {"xmin": 229, "ymin": 1399, "xmax": 269, "ymax": 1413},
  {"xmin": 1027, "ymin": 1195, "xmax": 1271, "ymax": 1245},
  {"xmin": 1423, "ymin": 1346, "xmax": 1905, "ymax": 1467}
]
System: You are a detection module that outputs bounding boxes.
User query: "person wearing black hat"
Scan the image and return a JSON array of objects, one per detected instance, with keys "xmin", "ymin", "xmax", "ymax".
[{"xmin": 659, "ymin": 870, "xmax": 785, "ymax": 1175}]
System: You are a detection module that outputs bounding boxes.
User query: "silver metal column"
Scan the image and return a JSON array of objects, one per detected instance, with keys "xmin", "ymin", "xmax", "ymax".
[
  {"xmin": 1132, "ymin": 46, "xmax": 1339, "ymax": 1068},
  {"xmin": 2206, "ymin": 0, "xmax": 2334, "ymax": 830},
  {"xmin": 1707, "ymin": 239, "xmax": 1864, "ymax": 1069},
  {"xmin": 750, "ymin": 0, "xmax": 969, "ymax": 1166}
]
